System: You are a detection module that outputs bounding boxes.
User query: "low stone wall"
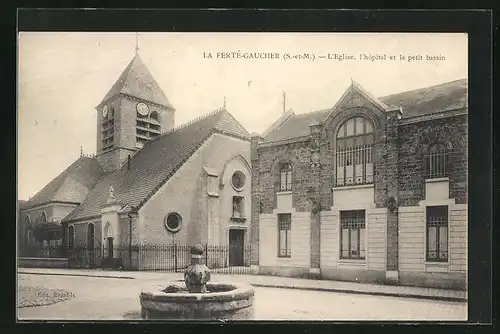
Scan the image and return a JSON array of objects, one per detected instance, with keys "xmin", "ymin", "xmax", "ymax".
[
  {"xmin": 140, "ymin": 281, "xmax": 255, "ymax": 320},
  {"xmin": 18, "ymin": 257, "xmax": 68, "ymax": 269}
]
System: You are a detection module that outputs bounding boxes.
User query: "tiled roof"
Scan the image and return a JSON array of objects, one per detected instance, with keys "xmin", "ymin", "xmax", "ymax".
[
  {"xmin": 263, "ymin": 78, "xmax": 467, "ymax": 143},
  {"xmin": 379, "ymin": 78, "xmax": 467, "ymax": 118},
  {"xmin": 264, "ymin": 109, "xmax": 330, "ymax": 142},
  {"xmin": 63, "ymin": 109, "xmax": 249, "ymax": 222},
  {"xmin": 99, "ymin": 54, "xmax": 173, "ymax": 109},
  {"xmin": 22, "ymin": 157, "xmax": 103, "ymax": 210}
]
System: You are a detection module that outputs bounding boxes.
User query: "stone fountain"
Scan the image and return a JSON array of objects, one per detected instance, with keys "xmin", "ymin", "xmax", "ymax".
[{"xmin": 139, "ymin": 244, "xmax": 255, "ymax": 320}]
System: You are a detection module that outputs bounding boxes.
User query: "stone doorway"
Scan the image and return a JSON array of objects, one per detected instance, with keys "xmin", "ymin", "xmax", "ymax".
[{"xmin": 229, "ymin": 229, "xmax": 245, "ymax": 267}]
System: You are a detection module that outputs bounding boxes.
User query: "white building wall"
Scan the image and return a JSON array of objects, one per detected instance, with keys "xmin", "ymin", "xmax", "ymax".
[
  {"xmin": 398, "ymin": 179, "xmax": 467, "ymax": 289},
  {"xmin": 320, "ymin": 185, "xmax": 386, "ymax": 282},
  {"xmin": 259, "ymin": 192, "xmax": 310, "ymax": 270}
]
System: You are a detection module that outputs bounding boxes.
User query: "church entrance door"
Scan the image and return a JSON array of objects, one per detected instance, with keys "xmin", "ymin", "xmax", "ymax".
[{"xmin": 229, "ymin": 229, "xmax": 244, "ymax": 267}]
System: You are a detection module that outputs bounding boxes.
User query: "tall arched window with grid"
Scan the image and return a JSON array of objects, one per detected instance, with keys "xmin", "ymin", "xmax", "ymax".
[
  {"xmin": 335, "ymin": 116, "xmax": 374, "ymax": 186},
  {"xmin": 279, "ymin": 162, "xmax": 293, "ymax": 192},
  {"xmin": 425, "ymin": 143, "xmax": 449, "ymax": 179}
]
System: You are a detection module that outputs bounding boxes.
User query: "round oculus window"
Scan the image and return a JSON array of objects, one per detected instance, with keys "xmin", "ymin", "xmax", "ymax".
[
  {"xmin": 231, "ymin": 171, "xmax": 246, "ymax": 191},
  {"xmin": 164, "ymin": 212, "xmax": 182, "ymax": 233}
]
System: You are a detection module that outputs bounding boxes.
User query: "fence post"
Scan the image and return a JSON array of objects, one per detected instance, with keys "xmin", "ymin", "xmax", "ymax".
[
  {"xmin": 174, "ymin": 243, "xmax": 178, "ymax": 273},
  {"xmin": 205, "ymin": 244, "xmax": 208, "ymax": 266}
]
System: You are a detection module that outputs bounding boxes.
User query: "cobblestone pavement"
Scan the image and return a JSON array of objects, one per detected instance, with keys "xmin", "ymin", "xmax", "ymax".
[{"xmin": 17, "ymin": 274, "xmax": 467, "ymax": 321}]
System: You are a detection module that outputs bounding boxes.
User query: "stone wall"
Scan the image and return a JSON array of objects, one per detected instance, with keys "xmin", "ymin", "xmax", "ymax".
[{"xmin": 251, "ymin": 82, "xmax": 467, "ymax": 288}]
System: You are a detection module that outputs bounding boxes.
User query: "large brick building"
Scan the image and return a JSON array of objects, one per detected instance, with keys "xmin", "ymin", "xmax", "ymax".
[
  {"xmin": 19, "ymin": 52, "xmax": 253, "ymax": 269},
  {"xmin": 250, "ymin": 79, "xmax": 467, "ymax": 290}
]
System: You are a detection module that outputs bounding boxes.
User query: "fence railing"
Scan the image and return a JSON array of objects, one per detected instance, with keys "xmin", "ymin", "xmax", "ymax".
[{"xmin": 19, "ymin": 244, "xmax": 255, "ymax": 274}]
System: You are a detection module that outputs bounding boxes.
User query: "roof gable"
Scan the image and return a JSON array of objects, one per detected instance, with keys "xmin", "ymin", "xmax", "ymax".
[
  {"xmin": 263, "ymin": 78, "xmax": 467, "ymax": 143},
  {"xmin": 99, "ymin": 54, "xmax": 173, "ymax": 109},
  {"xmin": 322, "ymin": 81, "xmax": 390, "ymax": 125},
  {"xmin": 63, "ymin": 109, "xmax": 249, "ymax": 222},
  {"xmin": 23, "ymin": 157, "xmax": 102, "ymax": 210},
  {"xmin": 263, "ymin": 108, "xmax": 329, "ymax": 142},
  {"xmin": 213, "ymin": 109, "xmax": 251, "ymax": 139}
]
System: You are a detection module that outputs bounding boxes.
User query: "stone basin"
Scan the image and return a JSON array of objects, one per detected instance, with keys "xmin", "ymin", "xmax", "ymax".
[{"xmin": 140, "ymin": 280, "xmax": 255, "ymax": 320}]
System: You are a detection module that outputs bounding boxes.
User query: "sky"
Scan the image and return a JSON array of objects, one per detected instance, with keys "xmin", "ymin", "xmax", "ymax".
[{"xmin": 17, "ymin": 32, "xmax": 467, "ymax": 201}]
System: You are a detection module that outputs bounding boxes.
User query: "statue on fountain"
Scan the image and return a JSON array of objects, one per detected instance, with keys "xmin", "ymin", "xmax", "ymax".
[{"xmin": 184, "ymin": 244, "xmax": 211, "ymax": 293}]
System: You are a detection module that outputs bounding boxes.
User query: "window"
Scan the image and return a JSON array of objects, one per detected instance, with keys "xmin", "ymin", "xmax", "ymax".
[
  {"xmin": 340, "ymin": 210, "xmax": 366, "ymax": 260},
  {"xmin": 68, "ymin": 225, "xmax": 75, "ymax": 248},
  {"xmin": 101, "ymin": 107, "xmax": 115, "ymax": 151},
  {"xmin": 150, "ymin": 111, "xmax": 159, "ymax": 122},
  {"xmin": 164, "ymin": 212, "xmax": 182, "ymax": 233},
  {"xmin": 231, "ymin": 171, "xmax": 246, "ymax": 191},
  {"xmin": 335, "ymin": 116, "xmax": 374, "ymax": 186},
  {"xmin": 278, "ymin": 213, "xmax": 291, "ymax": 257},
  {"xmin": 426, "ymin": 143, "xmax": 449, "ymax": 179},
  {"xmin": 280, "ymin": 163, "xmax": 293, "ymax": 192},
  {"xmin": 426, "ymin": 206, "xmax": 448, "ymax": 262},
  {"xmin": 87, "ymin": 223, "xmax": 95, "ymax": 250},
  {"xmin": 232, "ymin": 196, "xmax": 245, "ymax": 219},
  {"xmin": 40, "ymin": 211, "xmax": 47, "ymax": 223}
]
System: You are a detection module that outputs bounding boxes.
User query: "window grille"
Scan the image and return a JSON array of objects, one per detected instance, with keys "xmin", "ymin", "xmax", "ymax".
[
  {"xmin": 426, "ymin": 206, "xmax": 448, "ymax": 262},
  {"xmin": 280, "ymin": 163, "xmax": 293, "ymax": 192},
  {"xmin": 340, "ymin": 210, "xmax": 366, "ymax": 260},
  {"xmin": 335, "ymin": 117, "xmax": 374, "ymax": 186},
  {"xmin": 278, "ymin": 213, "xmax": 291, "ymax": 257},
  {"xmin": 426, "ymin": 144, "xmax": 449, "ymax": 179}
]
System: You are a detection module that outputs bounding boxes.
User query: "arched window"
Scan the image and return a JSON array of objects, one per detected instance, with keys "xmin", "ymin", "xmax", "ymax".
[
  {"xmin": 335, "ymin": 116, "xmax": 374, "ymax": 186},
  {"xmin": 279, "ymin": 162, "xmax": 293, "ymax": 192},
  {"xmin": 40, "ymin": 211, "xmax": 47, "ymax": 223},
  {"xmin": 68, "ymin": 225, "xmax": 75, "ymax": 248},
  {"xmin": 426, "ymin": 143, "xmax": 449, "ymax": 179},
  {"xmin": 87, "ymin": 223, "xmax": 95, "ymax": 250},
  {"xmin": 150, "ymin": 111, "xmax": 159, "ymax": 122}
]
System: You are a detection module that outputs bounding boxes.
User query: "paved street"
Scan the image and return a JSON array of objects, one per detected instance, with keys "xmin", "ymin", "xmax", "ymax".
[{"xmin": 17, "ymin": 273, "xmax": 467, "ymax": 321}]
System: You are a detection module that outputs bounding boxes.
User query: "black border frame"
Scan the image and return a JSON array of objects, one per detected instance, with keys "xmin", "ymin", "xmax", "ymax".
[{"xmin": 9, "ymin": 8, "xmax": 493, "ymax": 332}]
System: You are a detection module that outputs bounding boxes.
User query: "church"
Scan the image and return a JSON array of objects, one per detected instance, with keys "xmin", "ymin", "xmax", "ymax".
[
  {"xmin": 19, "ymin": 51, "xmax": 253, "ymax": 270},
  {"xmin": 249, "ymin": 78, "xmax": 468, "ymax": 290}
]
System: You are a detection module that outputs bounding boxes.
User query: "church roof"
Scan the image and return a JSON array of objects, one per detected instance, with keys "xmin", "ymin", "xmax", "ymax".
[
  {"xmin": 262, "ymin": 78, "xmax": 467, "ymax": 143},
  {"xmin": 22, "ymin": 156, "xmax": 103, "ymax": 210},
  {"xmin": 63, "ymin": 109, "xmax": 250, "ymax": 222},
  {"xmin": 98, "ymin": 54, "xmax": 173, "ymax": 109}
]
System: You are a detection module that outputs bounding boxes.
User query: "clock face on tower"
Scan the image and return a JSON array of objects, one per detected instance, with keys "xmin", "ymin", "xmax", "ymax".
[
  {"xmin": 136, "ymin": 102, "xmax": 149, "ymax": 116},
  {"xmin": 102, "ymin": 105, "xmax": 108, "ymax": 118}
]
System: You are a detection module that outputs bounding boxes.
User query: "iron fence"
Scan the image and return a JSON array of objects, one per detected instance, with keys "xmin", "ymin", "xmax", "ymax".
[{"xmin": 56, "ymin": 244, "xmax": 254, "ymax": 274}]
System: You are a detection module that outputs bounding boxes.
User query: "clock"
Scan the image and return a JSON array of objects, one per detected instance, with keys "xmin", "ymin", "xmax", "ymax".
[
  {"xmin": 102, "ymin": 105, "xmax": 108, "ymax": 118},
  {"xmin": 136, "ymin": 102, "xmax": 149, "ymax": 116}
]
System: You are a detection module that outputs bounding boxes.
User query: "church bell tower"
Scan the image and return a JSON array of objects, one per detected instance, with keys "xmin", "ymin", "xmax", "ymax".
[{"xmin": 95, "ymin": 47, "xmax": 175, "ymax": 173}]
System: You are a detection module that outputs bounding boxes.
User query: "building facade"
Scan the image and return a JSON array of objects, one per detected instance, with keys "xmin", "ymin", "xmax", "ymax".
[
  {"xmin": 250, "ymin": 79, "xmax": 467, "ymax": 290},
  {"xmin": 19, "ymin": 52, "xmax": 253, "ymax": 270}
]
